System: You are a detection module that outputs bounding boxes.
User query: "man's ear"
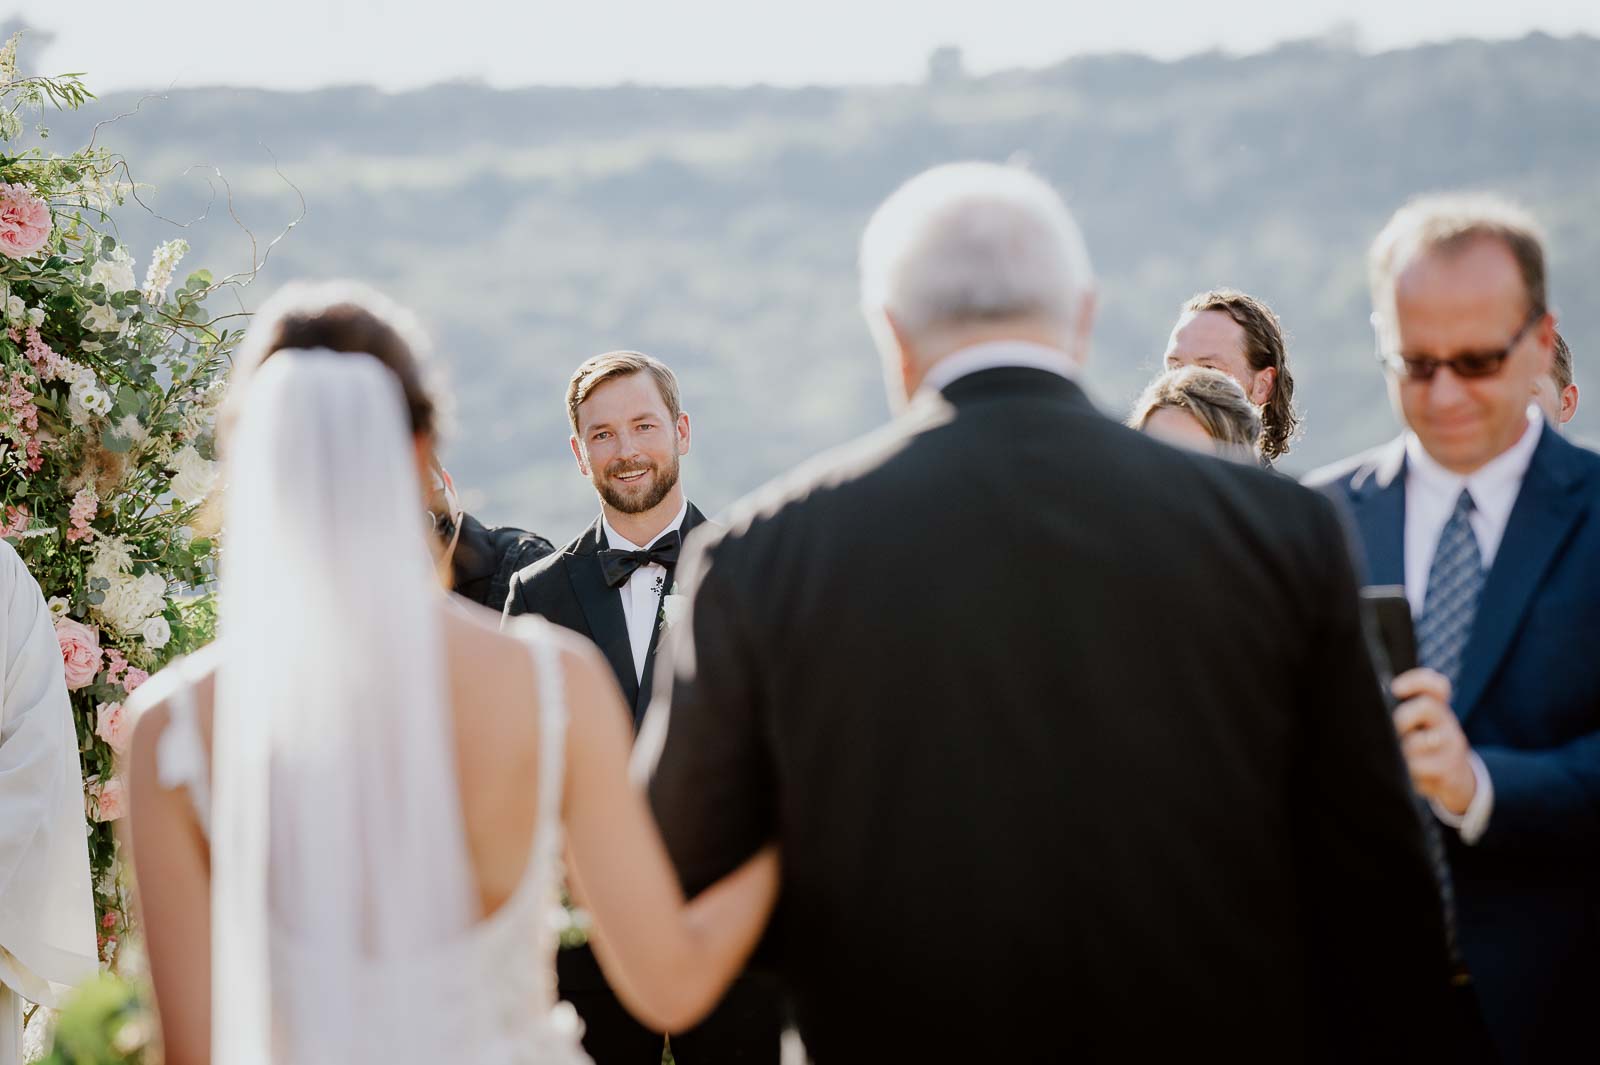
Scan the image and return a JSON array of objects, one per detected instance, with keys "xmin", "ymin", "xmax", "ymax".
[
  {"xmin": 675, "ymin": 411, "xmax": 691, "ymax": 455},
  {"xmin": 1250, "ymin": 366, "xmax": 1277, "ymax": 406},
  {"xmin": 570, "ymin": 434, "xmax": 589, "ymax": 476}
]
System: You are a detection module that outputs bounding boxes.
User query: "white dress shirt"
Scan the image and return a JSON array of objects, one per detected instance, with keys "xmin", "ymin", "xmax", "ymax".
[
  {"xmin": 601, "ymin": 499, "xmax": 688, "ymax": 683},
  {"xmin": 918, "ymin": 340, "xmax": 1079, "ymax": 395},
  {"xmin": 1402, "ymin": 407, "xmax": 1545, "ymax": 844}
]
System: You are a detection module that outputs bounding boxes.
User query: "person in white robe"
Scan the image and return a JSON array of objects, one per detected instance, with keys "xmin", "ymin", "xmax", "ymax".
[{"xmin": 0, "ymin": 541, "xmax": 96, "ymax": 1064}]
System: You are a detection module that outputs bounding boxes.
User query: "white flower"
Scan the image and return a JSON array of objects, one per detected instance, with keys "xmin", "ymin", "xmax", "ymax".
[
  {"xmin": 142, "ymin": 239, "xmax": 188, "ymax": 305},
  {"xmin": 95, "ymin": 571, "xmax": 167, "ymax": 634},
  {"xmin": 139, "ymin": 615, "xmax": 171, "ymax": 649},
  {"xmin": 80, "ymin": 388, "xmax": 113, "ymax": 416},
  {"xmin": 66, "ymin": 390, "xmax": 93, "ymax": 427},
  {"xmin": 4, "ymin": 295, "xmax": 22, "ymax": 322},
  {"xmin": 81, "ymin": 302, "xmax": 126, "ymax": 335},
  {"xmin": 88, "ymin": 536, "xmax": 135, "ymax": 582},
  {"xmin": 661, "ymin": 592, "xmax": 691, "ymax": 630},
  {"xmin": 25, "ymin": 305, "xmax": 43, "ymax": 328},
  {"xmin": 168, "ymin": 444, "xmax": 217, "ymax": 504},
  {"xmin": 46, "ymin": 596, "xmax": 70, "ymax": 618},
  {"xmin": 88, "ymin": 247, "xmax": 137, "ymax": 294}
]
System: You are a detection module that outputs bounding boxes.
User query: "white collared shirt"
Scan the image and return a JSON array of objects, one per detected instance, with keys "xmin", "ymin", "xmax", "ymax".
[
  {"xmin": 601, "ymin": 499, "xmax": 688, "ymax": 683},
  {"xmin": 918, "ymin": 340, "xmax": 1079, "ymax": 396},
  {"xmin": 1402, "ymin": 406, "xmax": 1545, "ymax": 844}
]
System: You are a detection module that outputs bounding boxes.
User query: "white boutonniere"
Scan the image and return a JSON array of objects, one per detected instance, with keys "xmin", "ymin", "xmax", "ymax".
[{"xmin": 658, "ymin": 582, "xmax": 689, "ymax": 632}]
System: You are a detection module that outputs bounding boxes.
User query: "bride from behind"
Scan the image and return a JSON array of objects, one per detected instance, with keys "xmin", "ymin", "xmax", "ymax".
[{"xmin": 123, "ymin": 283, "xmax": 778, "ymax": 1065}]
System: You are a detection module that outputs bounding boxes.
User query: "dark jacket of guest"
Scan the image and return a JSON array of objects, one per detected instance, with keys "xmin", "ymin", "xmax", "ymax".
[
  {"xmin": 1309, "ymin": 427, "xmax": 1600, "ymax": 1064},
  {"xmin": 446, "ymin": 512, "xmax": 554, "ymax": 610},
  {"xmin": 644, "ymin": 366, "xmax": 1455, "ymax": 1064}
]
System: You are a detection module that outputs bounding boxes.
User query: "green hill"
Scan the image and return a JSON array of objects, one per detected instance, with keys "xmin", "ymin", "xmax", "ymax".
[{"xmin": 41, "ymin": 32, "xmax": 1600, "ymax": 536}]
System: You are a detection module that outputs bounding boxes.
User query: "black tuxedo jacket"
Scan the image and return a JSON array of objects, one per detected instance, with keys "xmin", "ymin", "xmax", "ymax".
[
  {"xmin": 644, "ymin": 367, "xmax": 1455, "ymax": 1063},
  {"xmin": 503, "ymin": 503, "xmax": 710, "ymax": 726}
]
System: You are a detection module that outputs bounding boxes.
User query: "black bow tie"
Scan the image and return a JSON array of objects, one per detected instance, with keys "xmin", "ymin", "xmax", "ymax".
[{"xmin": 598, "ymin": 530, "xmax": 682, "ymax": 588}]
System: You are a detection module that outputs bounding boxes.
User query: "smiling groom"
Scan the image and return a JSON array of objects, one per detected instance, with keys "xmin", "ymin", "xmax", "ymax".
[{"xmin": 502, "ymin": 350, "xmax": 780, "ymax": 1065}]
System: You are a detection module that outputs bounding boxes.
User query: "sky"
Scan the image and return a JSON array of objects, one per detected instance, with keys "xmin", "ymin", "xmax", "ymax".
[{"xmin": 14, "ymin": 0, "xmax": 1599, "ymax": 92}]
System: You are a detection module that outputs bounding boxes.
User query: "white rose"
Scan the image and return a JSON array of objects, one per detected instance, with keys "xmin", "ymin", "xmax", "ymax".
[
  {"xmin": 169, "ymin": 445, "xmax": 217, "ymax": 504},
  {"xmin": 88, "ymin": 248, "xmax": 137, "ymax": 294},
  {"xmin": 139, "ymin": 615, "xmax": 171, "ymax": 649},
  {"xmin": 5, "ymin": 295, "xmax": 22, "ymax": 322},
  {"xmin": 26, "ymin": 305, "xmax": 43, "ymax": 328}
]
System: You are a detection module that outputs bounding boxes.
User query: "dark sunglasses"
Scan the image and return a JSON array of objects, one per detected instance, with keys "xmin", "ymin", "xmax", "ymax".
[{"xmin": 1376, "ymin": 308, "xmax": 1545, "ymax": 382}]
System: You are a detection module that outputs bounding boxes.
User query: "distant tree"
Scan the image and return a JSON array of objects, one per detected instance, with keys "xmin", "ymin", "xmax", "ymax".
[{"xmin": 927, "ymin": 45, "xmax": 966, "ymax": 85}]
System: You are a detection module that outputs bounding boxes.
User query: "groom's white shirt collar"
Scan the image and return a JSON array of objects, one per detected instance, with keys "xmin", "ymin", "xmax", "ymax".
[
  {"xmin": 601, "ymin": 498, "xmax": 688, "ymax": 552},
  {"xmin": 918, "ymin": 340, "xmax": 1079, "ymax": 396}
]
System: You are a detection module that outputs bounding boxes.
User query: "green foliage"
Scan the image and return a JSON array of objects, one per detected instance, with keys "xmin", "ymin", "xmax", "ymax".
[
  {"xmin": 35, "ymin": 975, "xmax": 153, "ymax": 1065},
  {"xmin": 37, "ymin": 35, "xmax": 1600, "ymax": 532},
  {"xmin": 0, "ymin": 33, "xmax": 237, "ymax": 967}
]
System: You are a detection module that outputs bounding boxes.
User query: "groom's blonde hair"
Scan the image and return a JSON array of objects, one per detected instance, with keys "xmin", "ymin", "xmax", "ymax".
[{"xmin": 566, "ymin": 350, "xmax": 682, "ymax": 432}]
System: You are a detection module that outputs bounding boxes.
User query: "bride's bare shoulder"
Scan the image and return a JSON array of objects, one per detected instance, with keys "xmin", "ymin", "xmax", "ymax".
[{"xmin": 123, "ymin": 642, "xmax": 219, "ymax": 781}]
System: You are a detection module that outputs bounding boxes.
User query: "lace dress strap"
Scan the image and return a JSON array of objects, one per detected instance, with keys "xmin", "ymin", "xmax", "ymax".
[{"xmin": 153, "ymin": 659, "xmax": 212, "ymax": 837}]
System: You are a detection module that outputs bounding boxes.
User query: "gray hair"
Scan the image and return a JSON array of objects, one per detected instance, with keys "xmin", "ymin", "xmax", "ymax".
[{"xmin": 859, "ymin": 162, "xmax": 1094, "ymax": 341}]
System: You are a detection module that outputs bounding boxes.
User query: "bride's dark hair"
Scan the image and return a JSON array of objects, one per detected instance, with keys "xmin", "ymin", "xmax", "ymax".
[{"xmin": 227, "ymin": 281, "xmax": 445, "ymax": 438}]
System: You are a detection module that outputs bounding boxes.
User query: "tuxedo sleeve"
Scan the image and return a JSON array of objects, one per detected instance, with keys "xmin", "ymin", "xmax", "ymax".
[
  {"xmin": 500, "ymin": 568, "xmax": 529, "ymax": 628},
  {"xmin": 1293, "ymin": 497, "xmax": 1455, "ymax": 1038},
  {"xmin": 641, "ymin": 532, "xmax": 775, "ymax": 897}
]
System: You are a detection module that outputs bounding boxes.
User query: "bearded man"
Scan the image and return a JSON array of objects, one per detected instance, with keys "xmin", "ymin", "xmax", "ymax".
[{"xmin": 503, "ymin": 349, "xmax": 780, "ymax": 1065}]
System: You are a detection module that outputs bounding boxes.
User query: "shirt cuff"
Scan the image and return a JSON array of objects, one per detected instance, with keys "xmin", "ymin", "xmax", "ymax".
[{"xmin": 1430, "ymin": 751, "xmax": 1493, "ymax": 845}]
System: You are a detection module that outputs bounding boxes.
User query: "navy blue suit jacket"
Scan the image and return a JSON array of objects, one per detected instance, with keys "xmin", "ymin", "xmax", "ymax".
[{"xmin": 1308, "ymin": 427, "xmax": 1600, "ymax": 1064}]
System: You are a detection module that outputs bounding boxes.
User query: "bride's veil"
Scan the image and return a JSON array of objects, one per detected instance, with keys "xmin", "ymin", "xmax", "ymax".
[{"xmin": 212, "ymin": 348, "xmax": 477, "ymax": 1064}]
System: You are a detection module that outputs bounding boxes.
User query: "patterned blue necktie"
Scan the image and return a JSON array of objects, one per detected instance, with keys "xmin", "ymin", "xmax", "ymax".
[
  {"xmin": 1413, "ymin": 488, "xmax": 1483, "ymax": 973},
  {"xmin": 1417, "ymin": 489, "xmax": 1486, "ymax": 693}
]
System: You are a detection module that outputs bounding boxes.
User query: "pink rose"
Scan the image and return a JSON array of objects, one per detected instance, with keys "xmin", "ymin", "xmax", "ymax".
[
  {"xmin": 122, "ymin": 667, "xmax": 149, "ymax": 694},
  {"xmin": 95, "ymin": 702, "xmax": 129, "ymax": 753},
  {"xmin": 92, "ymin": 777, "xmax": 126, "ymax": 822},
  {"xmin": 0, "ymin": 183, "xmax": 51, "ymax": 260},
  {"xmin": 55, "ymin": 617, "xmax": 102, "ymax": 691}
]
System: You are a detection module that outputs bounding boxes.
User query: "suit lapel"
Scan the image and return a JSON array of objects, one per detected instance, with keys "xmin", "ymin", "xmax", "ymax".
[
  {"xmin": 634, "ymin": 503, "xmax": 710, "ymax": 723},
  {"xmin": 1348, "ymin": 438, "xmax": 1408, "ymax": 588},
  {"xmin": 1453, "ymin": 430, "xmax": 1591, "ymax": 722},
  {"xmin": 566, "ymin": 517, "xmax": 639, "ymax": 709}
]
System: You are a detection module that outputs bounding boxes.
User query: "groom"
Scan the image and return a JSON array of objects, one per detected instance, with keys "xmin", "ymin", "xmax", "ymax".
[{"xmin": 503, "ymin": 350, "xmax": 780, "ymax": 1065}]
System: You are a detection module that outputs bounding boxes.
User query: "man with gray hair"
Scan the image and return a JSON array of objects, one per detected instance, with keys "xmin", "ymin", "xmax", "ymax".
[{"xmin": 642, "ymin": 162, "xmax": 1453, "ymax": 1061}]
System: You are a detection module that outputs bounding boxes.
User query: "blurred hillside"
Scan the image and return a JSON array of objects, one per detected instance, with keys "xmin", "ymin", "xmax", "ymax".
[{"xmin": 39, "ymin": 31, "xmax": 1600, "ymax": 535}]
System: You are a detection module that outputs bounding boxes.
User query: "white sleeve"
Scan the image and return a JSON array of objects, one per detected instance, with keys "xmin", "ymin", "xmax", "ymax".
[
  {"xmin": 1429, "ymin": 750, "xmax": 1493, "ymax": 845},
  {"xmin": 0, "ymin": 544, "xmax": 97, "ymax": 1006}
]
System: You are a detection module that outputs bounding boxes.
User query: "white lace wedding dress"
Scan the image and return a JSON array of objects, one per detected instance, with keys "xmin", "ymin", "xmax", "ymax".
[{"xmin": 153, "ymin": 622, "xmax": 593, "ymax": 1065}]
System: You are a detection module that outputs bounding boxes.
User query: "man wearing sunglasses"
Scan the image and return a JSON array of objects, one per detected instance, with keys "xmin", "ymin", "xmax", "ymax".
[{"xmin": 1308, "ymin": 195, "xmax": 1600, "ymax": 1063}]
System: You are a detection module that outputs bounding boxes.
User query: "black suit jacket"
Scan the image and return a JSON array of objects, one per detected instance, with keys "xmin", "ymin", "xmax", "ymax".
[
  {"xmin": 503, "ymin": 503, "xmax": 710, "ymax": 725},
  {"xmin": 643, "ymin": 368, "xmax": 1455, "ymax": 1063}
]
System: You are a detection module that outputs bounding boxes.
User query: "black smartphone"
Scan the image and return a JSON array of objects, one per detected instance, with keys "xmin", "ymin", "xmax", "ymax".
[{"xmin": 1360, "ymin": 585, "xmax": 1417, "ymax": 678}]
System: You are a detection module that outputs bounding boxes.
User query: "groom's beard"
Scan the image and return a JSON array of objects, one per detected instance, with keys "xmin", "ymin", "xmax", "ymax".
[{"xmin": 596, "ymin": 453, "xmax": 680, "ymax": 515}]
